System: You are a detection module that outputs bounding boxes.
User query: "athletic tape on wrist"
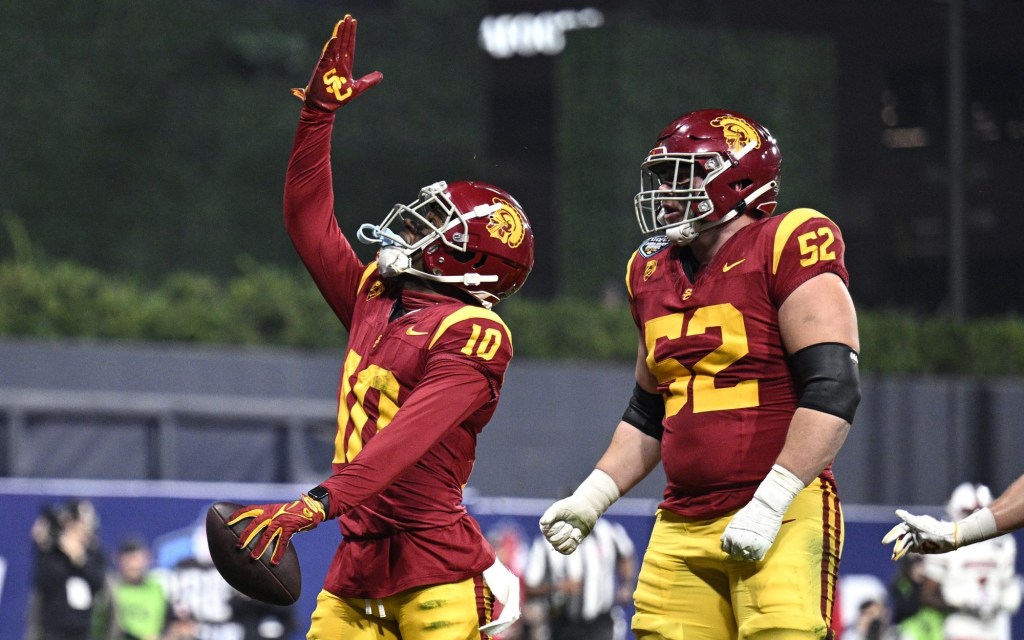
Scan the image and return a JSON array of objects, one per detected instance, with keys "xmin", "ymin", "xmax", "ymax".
[
  {"xmin": 956, "ymin": 507, "xmax": 998, "ymax": 546},
  {"xmin": 754, "ymin": 464, "xmax": 806, "ymax": 514},
  {"xmin": 576, "ymin": 469, "xmax": 621, "ymax": 514}
]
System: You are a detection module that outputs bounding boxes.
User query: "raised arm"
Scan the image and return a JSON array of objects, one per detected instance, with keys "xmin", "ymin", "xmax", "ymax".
[{"xmin": 282, "ymin": 15, "xmax": 383, "ymax": 326}]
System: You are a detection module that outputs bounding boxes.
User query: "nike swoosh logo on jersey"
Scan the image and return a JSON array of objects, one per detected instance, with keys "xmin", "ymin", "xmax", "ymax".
[
  {"xmin": 406, "ymin": 327, "xmax": 429, "ymax": 336},
  {"xmin": 722, "ymin": 259, "xmax": 746, "ymax": 272}
]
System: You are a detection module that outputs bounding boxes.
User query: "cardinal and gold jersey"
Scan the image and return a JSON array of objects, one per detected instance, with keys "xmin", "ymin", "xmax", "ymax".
[
  {"xmin": 283, "ymin": 109, "xmax": 508, "ymax": 598},
  {"xmin": 625, "ymin": 208, "xmax": 850, "ymax": 519}
]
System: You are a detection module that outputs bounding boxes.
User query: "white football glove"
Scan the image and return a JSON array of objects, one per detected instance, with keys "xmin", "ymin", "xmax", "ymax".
[
  {"xmin": 721, "ymin": 464, "xmax": 805, "ymax": 562},
  {"xmin": 539, "ymin": 469, "xmax": 620, "ymax": 555},
  {"xmin": 881, "ymin": 507, "xmax": 998, "ymax": 560},
  {"xmin": 479, "ymin": 557, "xmax": 521, "ymax": 637}
]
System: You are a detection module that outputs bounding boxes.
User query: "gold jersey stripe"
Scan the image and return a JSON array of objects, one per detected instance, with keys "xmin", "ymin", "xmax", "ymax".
[
  {"xmin": 358, "ymin": 262, "xmax": 379, "ymax": 292},
  {"xmin": 625, "ymin": 251, "xmax": 640, "ymax": 299},
  {"xmin": 772, "ymin": 208, "xmax": 829, "ymax": 275}
]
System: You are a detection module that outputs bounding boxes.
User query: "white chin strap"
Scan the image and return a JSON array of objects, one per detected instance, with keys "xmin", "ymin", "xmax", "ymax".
[
  {"xmin": 377, "ymin": 247, "xmax": 497, "ymax": 287},
  {"xmin": 375, "ymin": 246, "xmax": 501, "ymax": 309},
  {"xmin": 666, "ymin": 221, "xmax": 700, "ymax": 246}
]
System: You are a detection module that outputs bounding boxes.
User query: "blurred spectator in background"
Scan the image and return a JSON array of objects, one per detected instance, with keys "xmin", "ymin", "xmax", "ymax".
[
  {"xmin": 26, "ymin": 499, "xmax": 109, "ymax": 640},
  {"xmin": 887, "ymin": 555, "xmax": 944, "ymax": 640},
  {"xmin": 918, "ymin": 483, "xmax": 1021, "ymax": 640},
  {"xmin": 524, "ymin": 517, "xmax": 635, "ymax": 640},
  {"xmin": 94, "ymin": 538, "xmax": 169, "ymax": 640},
  {"xmin": 841, "ymin": 598, "xmax": 901, "ymax": 640}
]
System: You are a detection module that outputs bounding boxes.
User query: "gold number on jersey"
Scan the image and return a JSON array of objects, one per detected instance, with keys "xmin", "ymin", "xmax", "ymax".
[
  {"xmin": 644, "ymin": 303, "xmax": 759, "ymax": 417},
  {"xmin": 644, "ymin": 313, "xmax": 690, "ymax": 416},
  {"xmin": 460, "ymin": 323, "xmax": 502, "ymax": 361},
  {"xmin": 797, "ymin": 227, "xmax": 837, "ymax": 267},
  {"xmin": 335, "ymin": 349, "xmax": 400, "ymax": 463}
]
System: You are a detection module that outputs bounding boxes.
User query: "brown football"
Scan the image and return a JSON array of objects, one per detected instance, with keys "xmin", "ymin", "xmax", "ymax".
[{"xmin": 205, "ymin": 501, "xmax": 302, "ymax": 606}]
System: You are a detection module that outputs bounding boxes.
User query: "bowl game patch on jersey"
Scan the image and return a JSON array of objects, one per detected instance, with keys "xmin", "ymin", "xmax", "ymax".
[{"xmin": 638, "ymin": 235, "xmax": 671, "ymax": 258}]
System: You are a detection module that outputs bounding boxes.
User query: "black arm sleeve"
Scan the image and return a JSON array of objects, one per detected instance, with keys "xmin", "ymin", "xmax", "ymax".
[
  {"xmin": 621, "ymin": 383, "xmax": 665, "ymax": 440},
  {"xmin": 788, "ymin": 342, "xmax": 861, "ymax": 423}
]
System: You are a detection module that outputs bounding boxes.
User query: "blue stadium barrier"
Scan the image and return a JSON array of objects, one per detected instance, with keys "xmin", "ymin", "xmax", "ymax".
[{"xmin": 1, "ymin": 479, "xmax": 1020, "ymax": 640}]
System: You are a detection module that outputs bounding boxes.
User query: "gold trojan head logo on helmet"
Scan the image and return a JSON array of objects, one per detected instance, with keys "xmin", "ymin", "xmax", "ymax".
[
  {"xmin": 710, "ymin": 115, "xmax": 762, "ymax": 154},
  {"xmin": 486, "ymin": 199, "xmax": 526, "ymax": 248}
]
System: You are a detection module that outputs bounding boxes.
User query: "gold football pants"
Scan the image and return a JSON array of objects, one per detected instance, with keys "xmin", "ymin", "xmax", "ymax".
[
  {"xmin": 632, "ymin": 481, "xmax": 843, "ymax": 640},
  {"xmin": 307, "ymin": 576, "xmax": 494, "ymax": 640}
]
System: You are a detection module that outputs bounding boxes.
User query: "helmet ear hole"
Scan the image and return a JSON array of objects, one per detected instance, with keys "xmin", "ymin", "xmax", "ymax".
[
  {"xmin": 730, "ymin": 178, "xmax": 753, "ymax": 192},
  {"xmin": 450, "ymin": 250, "xmax": 476, "ymax": 264}
]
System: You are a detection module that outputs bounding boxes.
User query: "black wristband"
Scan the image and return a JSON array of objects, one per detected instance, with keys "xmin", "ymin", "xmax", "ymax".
[{"xmin": 307, "ymin": 485, "xmax": 330, "ymax": 513}]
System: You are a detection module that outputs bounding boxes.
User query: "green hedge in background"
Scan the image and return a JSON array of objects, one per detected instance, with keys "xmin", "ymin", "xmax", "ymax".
[
  {"xmin": 2, "ymin": 257, "xmax": 1024, "ymax": 376},
  {"xmin": 0, "ymin": 258, "xmax": 343, "ymax": 349}
]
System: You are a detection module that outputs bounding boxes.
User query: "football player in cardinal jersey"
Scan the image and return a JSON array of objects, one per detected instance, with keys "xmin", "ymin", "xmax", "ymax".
[
  {"xmin": 225, "ymin": 15, "xmax": 528, "ymax": 640},
  {"xmin": 540, "ymin": 109, "xmax": 861, "ymax": 639}
]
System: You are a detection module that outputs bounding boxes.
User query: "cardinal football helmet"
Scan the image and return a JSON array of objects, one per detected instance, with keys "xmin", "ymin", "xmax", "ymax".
[
  {"xmin": 357, "ymin": 180, "xmax": 534, "ymax": 307},
  {"xmin": 634, "ymin": 109, "xmax": 782, "ymax": 245},
  {"xmin": 946, "ymin": 482, "xmax": 994, "ymax": 521}
]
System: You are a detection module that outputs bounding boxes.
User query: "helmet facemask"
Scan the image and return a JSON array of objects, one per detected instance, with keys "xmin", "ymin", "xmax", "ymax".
[{"xmin": 635, "ymin": 149, "xmax": 730, "ymax": 245}]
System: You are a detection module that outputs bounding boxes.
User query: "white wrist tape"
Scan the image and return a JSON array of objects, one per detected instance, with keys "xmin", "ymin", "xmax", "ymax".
[
  {"xmin": 754, "ymin": 464, "xmax": 806, "ymax": 514},
  {"xmin": 576, "ymin": 469, "xmax": 621, "ymax": 515},
  {"xmin": 956, "ymin": 507, "xmax": 999, "ymax": 547}
]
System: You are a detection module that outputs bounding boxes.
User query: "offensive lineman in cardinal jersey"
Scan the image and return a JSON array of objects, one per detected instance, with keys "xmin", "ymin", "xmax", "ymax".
[
  {"xmin": 225, "ymin": 16, "xmax": 530, "ymax": 640},
  {"xmin": 540, "ymin": 109, "xmax": 861, "ymax": 639}
]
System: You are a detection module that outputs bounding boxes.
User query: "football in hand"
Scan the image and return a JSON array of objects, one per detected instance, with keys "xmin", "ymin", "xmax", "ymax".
[{"xmin": 205, "ymin": 501, "xmax": 302, "ymax": 606}]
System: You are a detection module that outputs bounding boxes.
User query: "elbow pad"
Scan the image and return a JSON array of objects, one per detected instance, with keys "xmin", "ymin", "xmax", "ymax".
[
  {"xmin": 621, "ymin": 384, "xmax": 665, "ymax": 440},
  {"xmin": 789, "ymin": 342, "xmax": 861, "ymax": 423}
]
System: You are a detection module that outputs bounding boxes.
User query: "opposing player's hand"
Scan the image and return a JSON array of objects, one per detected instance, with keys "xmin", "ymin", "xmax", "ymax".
[
  {"xmin": 293, "ymin": 15, "xmax": 383, "ymax": 112},
  {"xmin": 228, "ymin": 495, "xmax": 325, "ymax": 565},
  {"xmin": 881, "ymin": 509, "xmax": 957, "ymax": 559},
  {"xmin": 721, "ymin": 497, "xmax": 783, "ymax": 561}
]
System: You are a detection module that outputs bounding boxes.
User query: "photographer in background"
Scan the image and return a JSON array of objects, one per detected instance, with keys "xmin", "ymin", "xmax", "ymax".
[
  {"xmin": 842, "ymin": 598, "xmax": 901, "ymax": 640},
  {"xmin": 26, "ymin": 499, "xmax": 109, "ymax": 640}
]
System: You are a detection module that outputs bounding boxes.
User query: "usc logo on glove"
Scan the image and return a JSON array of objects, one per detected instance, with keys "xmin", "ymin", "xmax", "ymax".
[
  {"xmin": 486, "ymin": 200, "xmax": 527, "ymax": 248},
  {"xmin": 322, "ymin": 68, "xmax": 353, "ymax": 102}
]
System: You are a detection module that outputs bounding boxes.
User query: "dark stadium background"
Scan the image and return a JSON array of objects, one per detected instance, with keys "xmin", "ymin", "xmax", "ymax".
[{"xmin": 1, "ymin": 1, "xmax": 1023, "ymax": 639}]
